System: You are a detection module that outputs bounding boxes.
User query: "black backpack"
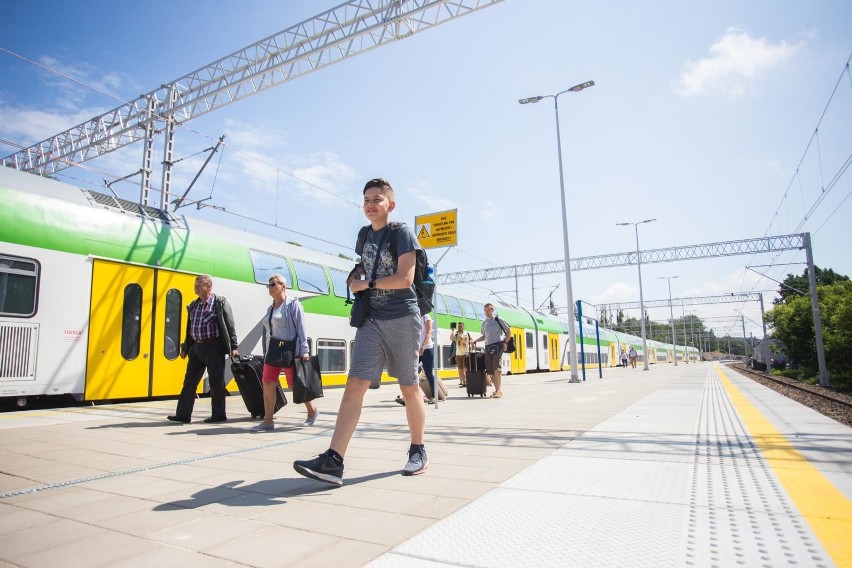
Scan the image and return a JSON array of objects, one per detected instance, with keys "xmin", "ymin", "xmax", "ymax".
[{"xmin": 356, "ymin": 222, "xmax": 434, "ymax": 316}]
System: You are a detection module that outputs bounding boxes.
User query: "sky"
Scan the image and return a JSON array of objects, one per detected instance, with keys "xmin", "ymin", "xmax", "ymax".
[{"xmin": 1, "ymin": 0, "xmax": 851, "ymax": 342}]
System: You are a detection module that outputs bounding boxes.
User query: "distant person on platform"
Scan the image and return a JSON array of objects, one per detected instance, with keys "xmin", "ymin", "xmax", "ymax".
[
  {"xmin": 628, "ymin": 346, "xmax": 638, "ymax": 369},
  {"xmin": 474, "ymin": 303, "xmax": 510, "ymax": 398},
  {"xmin": 621, "ymin": 349, "xmax": 628, "ymax": 368},
  {"xmin": 450, "ymin": 322, "xmax": 473, "ymax": 387},
  {"xmin": 293, "ymin": 177, "xmax": 428, "ymax": 486},
  {"xmin": 169, "ymin": 275, "xmax": 239, "ymax": 424}
]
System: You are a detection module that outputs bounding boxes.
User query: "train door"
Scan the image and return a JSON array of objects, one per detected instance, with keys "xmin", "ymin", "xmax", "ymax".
[
  {"xmin": 86, "ymin": 260, "xmax": 196, "ymax": 400},
  {"xmin": 547, "ymin": 333, "xmax": 560, "ymax": 371},
  {"xmin": 151, "ymin": 269, "xmax": 197, "ymax": 396},
  {"xmin": 509, "ymin": 326, "xmax": 525, "ymax": 375}
]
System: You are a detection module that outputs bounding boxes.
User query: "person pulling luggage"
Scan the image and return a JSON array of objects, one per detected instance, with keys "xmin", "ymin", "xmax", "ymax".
[{"xmin": 168, "ymin": 275, "xmax": 239, "ymax": 424}]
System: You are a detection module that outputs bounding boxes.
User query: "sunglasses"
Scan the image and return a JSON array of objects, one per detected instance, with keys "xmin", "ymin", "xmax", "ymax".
[{"xmin": 266, "ymin": 282, "xmax": 283, "ymax": 288}]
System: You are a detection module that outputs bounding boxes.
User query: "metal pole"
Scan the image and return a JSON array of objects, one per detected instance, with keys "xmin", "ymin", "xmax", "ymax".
[
  {"xmin": 553, "ymin": 95, "xmax": 580, "ymax": 382},
  {"xmin": 741, "ymin": 316, "xmax": 748, "ymax": 359},
  {"xmin": 530, "ymin": 264, "xmax": 535, "ymax": 313},
  {"xmin": 804, "ymin": 233, "xmax": 829, "ymax": 386},
  {"xmin": 577, "ymin": 300, "xmax": 586, "ymax": 381},
  {"xmin": 668, "ymin": 279, "xmax": 677, "ymax": 366},
  {"xmin": 595, "ymin": 320, "xmax": 602, "ymax": 379},
  {"xmin": 759, "ymin": 292, "xmax": 767, "ymax": 339},
  {"xmin": 635, "ymin": 224, "xmax": 649, "ymax": 370},
  {"xmin": 682, "ymin": 302, "xmax": 688, "ymax": 364},
  {"xmin": 513, "ymin": 267, "xmax": 519, "ymax": 307}
]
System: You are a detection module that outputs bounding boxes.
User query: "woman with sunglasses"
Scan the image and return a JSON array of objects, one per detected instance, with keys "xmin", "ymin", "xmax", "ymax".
[{"xmin": 252, "ymin": 274, "xmax": 318, "ymax": 430}]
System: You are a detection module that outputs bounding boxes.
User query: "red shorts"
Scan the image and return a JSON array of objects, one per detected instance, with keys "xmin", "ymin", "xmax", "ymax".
[{"xmin": 262, "ymin": 363, "xmax": 294, "ymax": 387}]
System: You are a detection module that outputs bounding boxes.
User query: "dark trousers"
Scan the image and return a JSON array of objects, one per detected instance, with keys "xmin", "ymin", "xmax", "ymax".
[
  {"xmin": 420, "ymin": 348, "xmax": 435, "ymax": 399},
  {"xmin": 175, "ymin": 342, "xmax": 228, "ymax": 419}
]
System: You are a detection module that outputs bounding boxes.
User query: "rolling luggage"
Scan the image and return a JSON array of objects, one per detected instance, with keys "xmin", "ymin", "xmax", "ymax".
[
  {"xmin": 230, "ymin": 355, "xmax": 287, "ymax": 418},
  {"xmin": 420, "ymin": 376, "xmax": 448, "ymax": 401},
  {"xmin": 466, "ymin": 351, "xmax": 487, "ymax": 397}
]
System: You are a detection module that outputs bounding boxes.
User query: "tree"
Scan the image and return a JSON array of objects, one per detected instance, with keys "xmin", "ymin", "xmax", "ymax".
[
  {"xmin": 766, "ymin": 280, "xmax": 852, "ymax": 385},
  {"xmin": 774, "ymin": 267, "xmax": 849, "ymax": 305}
]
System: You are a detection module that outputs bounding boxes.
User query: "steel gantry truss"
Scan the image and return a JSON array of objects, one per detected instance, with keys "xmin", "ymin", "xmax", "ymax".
[
  {"xmin": 438, "ymin": 234, "xmax": 806, "ymax": 284},
  {"xmin": 440, "ymin": 232, "xmax": 829, "ymax": 386},
  {"xmin": 1, "ymin": 0, "xmax": 503, "ymax": 208}
]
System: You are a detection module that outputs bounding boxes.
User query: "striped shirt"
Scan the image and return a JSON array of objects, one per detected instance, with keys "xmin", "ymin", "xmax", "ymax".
[{"xmin": 190, "ymin": 295, "xmax": 219, "ymax": 342}]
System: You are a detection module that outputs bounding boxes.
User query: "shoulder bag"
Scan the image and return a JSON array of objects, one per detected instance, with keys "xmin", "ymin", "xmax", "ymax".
[
  {"xmin": 496, "ymin": 316, "xmax": 517, "ymax": 354},
  {"xmin": 348, "ymin": 226, "xmax": 390, "ymax": 328}
]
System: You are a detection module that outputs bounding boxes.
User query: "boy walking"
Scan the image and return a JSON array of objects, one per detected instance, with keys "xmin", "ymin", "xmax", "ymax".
[{"xmin": 294, "ymin": 178, "xmax": 427, "ymax": 485}]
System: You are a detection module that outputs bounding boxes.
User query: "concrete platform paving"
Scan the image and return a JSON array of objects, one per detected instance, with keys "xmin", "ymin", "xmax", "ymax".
[{"xmin": 1, "ymin": 362, "xmax": 849, "ymax": 567}]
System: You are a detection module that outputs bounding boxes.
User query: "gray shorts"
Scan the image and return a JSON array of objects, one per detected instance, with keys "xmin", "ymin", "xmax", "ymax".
[
  {"xmin": 350, "ymin": 314, "xmax": 422, "ymax": 386},
  {"xmin": 485, "ymin": 343, "xmax": 503, "ymax": 374}
]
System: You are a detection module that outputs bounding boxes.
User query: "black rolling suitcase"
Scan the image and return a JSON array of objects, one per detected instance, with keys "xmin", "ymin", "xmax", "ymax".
[
  {"xmin": 466, "ymin": 351, "xmax": 487, "ymax": 397},
  {"xmin": 230, "ymin": 355, "xmax": 287, "ymax": 418}
]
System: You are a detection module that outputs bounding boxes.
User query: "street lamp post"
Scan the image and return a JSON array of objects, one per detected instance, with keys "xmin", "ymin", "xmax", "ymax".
[
  {"xmin": 617, "ymin": 219, "xmax": 656, "ymax": 370},
  {"xmin": 519, "ymin": 80, "xmax": 594, "ymax": 383},
  {"xmin": 657, "ymin": 275, "xmax": 680, "ymax": 366}
]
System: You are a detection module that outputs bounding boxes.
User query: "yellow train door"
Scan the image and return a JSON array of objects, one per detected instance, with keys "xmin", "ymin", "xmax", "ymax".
[
  {"xmin": 86, "ymin": 260, "xmax": 198, "ymax": 400},
  {"xmin": 86, "ymin": 260, "xmax": 154, "ymax": 400},
  {"xmin": 510, "ymin": 327, "xmax": 525, "ymax": 375},
  {"xmin": 548, "ymin": 333, "xmax": 560, "ymax": 371},
  {"xmin": 151, "ymin": 269, "xmax": 198, "ymax": 396}
]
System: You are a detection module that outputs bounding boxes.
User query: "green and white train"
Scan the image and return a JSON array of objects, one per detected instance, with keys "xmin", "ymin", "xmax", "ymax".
[{"xmin": 0, "ymin": 167, "xmax": 696, "ymax": 407}]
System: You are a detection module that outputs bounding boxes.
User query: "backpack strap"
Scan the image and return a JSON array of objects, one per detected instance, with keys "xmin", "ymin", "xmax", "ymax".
[
  {"xmin": 495, "ymin": 316, "xmax": 510, "ymax": 335},
  {"xmin": 355, "ymin": 225, "xmax": 370, "ymax": 256}
]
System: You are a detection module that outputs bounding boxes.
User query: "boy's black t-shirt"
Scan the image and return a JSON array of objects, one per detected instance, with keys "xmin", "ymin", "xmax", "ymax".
[{"xmin": 361, "ymin": 224, "xmax": 420, "ymax": 319}]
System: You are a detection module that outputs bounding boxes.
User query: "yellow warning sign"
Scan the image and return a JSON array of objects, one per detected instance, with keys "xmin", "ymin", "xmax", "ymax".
[{"xmin": 415, "ymin": 209, "xmax": 457, "ymax": 249}]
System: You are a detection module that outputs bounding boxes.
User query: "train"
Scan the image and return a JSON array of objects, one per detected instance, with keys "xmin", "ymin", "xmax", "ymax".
[{"xmin": 0, "ymin": 167, "xmax": 697, "ymax": 408}]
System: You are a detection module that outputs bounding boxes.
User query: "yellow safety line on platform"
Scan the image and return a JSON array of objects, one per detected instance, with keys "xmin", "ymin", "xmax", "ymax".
[{"xmin": 715, "ymin": 364, "xmax": 852, "ymax": 567}]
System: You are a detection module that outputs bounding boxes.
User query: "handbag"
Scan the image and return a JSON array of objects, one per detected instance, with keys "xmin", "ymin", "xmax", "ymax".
[
  {"xmin": 346, "ymin": 226, "xmax": 390, "ymax": 328},
  {"xmin": 293, "ymin": 356, "xmax": 324, "ymax": 404},
  {"xmin": 447, "ymin": 340, "xmax": 456, "ymax": 365},
  {"xmin": 266, "ymin": 337, "xmax": 295, "ymax": 368},
  {"xmin": 265, "ymin": 303, "xmax": 297, "ymax": 368}
]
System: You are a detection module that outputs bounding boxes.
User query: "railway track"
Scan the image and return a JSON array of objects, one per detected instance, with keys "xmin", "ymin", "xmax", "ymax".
[{"xmin": 728, "ymin": 362, "xmax": 852, "ymax": 428}]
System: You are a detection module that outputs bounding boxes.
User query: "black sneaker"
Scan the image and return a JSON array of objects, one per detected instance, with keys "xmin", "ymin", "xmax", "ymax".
[
  {"xmin": 402, "ymin": 447, "xmax": 428, "ymax": 476},
  {"xmin": 167, "ymin": 415, "xmax": 190, "ymax": 424},
  {"xmin": 203, "ymin": 416, "xmax": 227, "ymax": 424},
  {"xmin": 294, "ymin": 451, "xmax": 344, "ymax": 486}
]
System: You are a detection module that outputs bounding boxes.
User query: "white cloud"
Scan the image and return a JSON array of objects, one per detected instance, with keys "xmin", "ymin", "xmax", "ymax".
[
  {"xmin": 407, "ymin": 179, "xmax": 456, "ymax": 212},
  {"xmin": 673, "ymin": 28, "xmax": 800, "ymax": 97}
]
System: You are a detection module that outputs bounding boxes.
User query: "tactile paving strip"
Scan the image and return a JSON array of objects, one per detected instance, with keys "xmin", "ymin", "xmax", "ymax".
[{"xmin": 369, "ymin": 368, "xmax": 834, "ymax": 567}]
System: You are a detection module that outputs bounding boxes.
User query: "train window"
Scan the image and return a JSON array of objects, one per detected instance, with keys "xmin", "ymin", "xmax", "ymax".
[
  {"xmin": 435, "ymin": 294, "xmax": 448, "ymax": 315},
  {"xmin": 121, "ymin": 283, "xmax": 142, "ymax": 360},
  {"xmin": 317, "ymin": 339, "xmax": 346, "ymax": 373},
  {"xmin": 163, "ymin": 289, "xmax": 182, "ymax": 360},
  {"xmin": 542, "ymin": 335, "xmax": 548, "ymax": 351},
  {"xmin": 328, "ymin": 268, "xmax": 349, "ymax": 299},
  {"xmin": 292, "ymin": 260, "xmax": 329, "ymax": 295},
  {"xmin": 472, "ymin": 302, "xmax": 485, "ymax": 321},
  {"xmin": 460, "ymin": 299, "xmax": 476, "ymax": 320},
  {"xmin": 0, "ymin": 255, "xmax": 40, "ymax": 317},
  {"xmin": 249, "ymin": 250, "xmax": 293, "ymax": 287},
  {"xmin": 444, "ymin": 296, "xmax": 464, "ymax": 318},
  {"xmin": 525, "ymin": 332, "xmax": 533, "ymax": 348}
]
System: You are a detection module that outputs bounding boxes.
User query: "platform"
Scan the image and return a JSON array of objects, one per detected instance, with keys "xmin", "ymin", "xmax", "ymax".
[{"xmin": 1, "ymin": 363, "xmax": 850, "ymax": 567}]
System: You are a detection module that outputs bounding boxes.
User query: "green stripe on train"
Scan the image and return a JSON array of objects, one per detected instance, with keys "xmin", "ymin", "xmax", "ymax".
[{"xmin": 0, "ymin": 187, "xmax": 254, "ymax": 282}]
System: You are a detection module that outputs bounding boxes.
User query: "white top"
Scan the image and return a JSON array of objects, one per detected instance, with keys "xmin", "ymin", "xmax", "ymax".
[{"xmin": 420, "ymin": 313, "xmax": 434, "ymax": 349}]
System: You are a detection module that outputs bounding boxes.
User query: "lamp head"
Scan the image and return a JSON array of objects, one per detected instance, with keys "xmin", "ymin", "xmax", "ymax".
[
  {"xmin": 518, "ymin": 96, "xmax": 544, "ymax": 104},
  {"xmin": 569, "ymin": 80, "xmax": 595, "ymax": 92}
]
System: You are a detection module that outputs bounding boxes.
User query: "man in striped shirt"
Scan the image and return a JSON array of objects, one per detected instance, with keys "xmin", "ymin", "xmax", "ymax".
[{"xmin": 168, "ymin": 275, "xmax": 239, "ymax": 424}]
